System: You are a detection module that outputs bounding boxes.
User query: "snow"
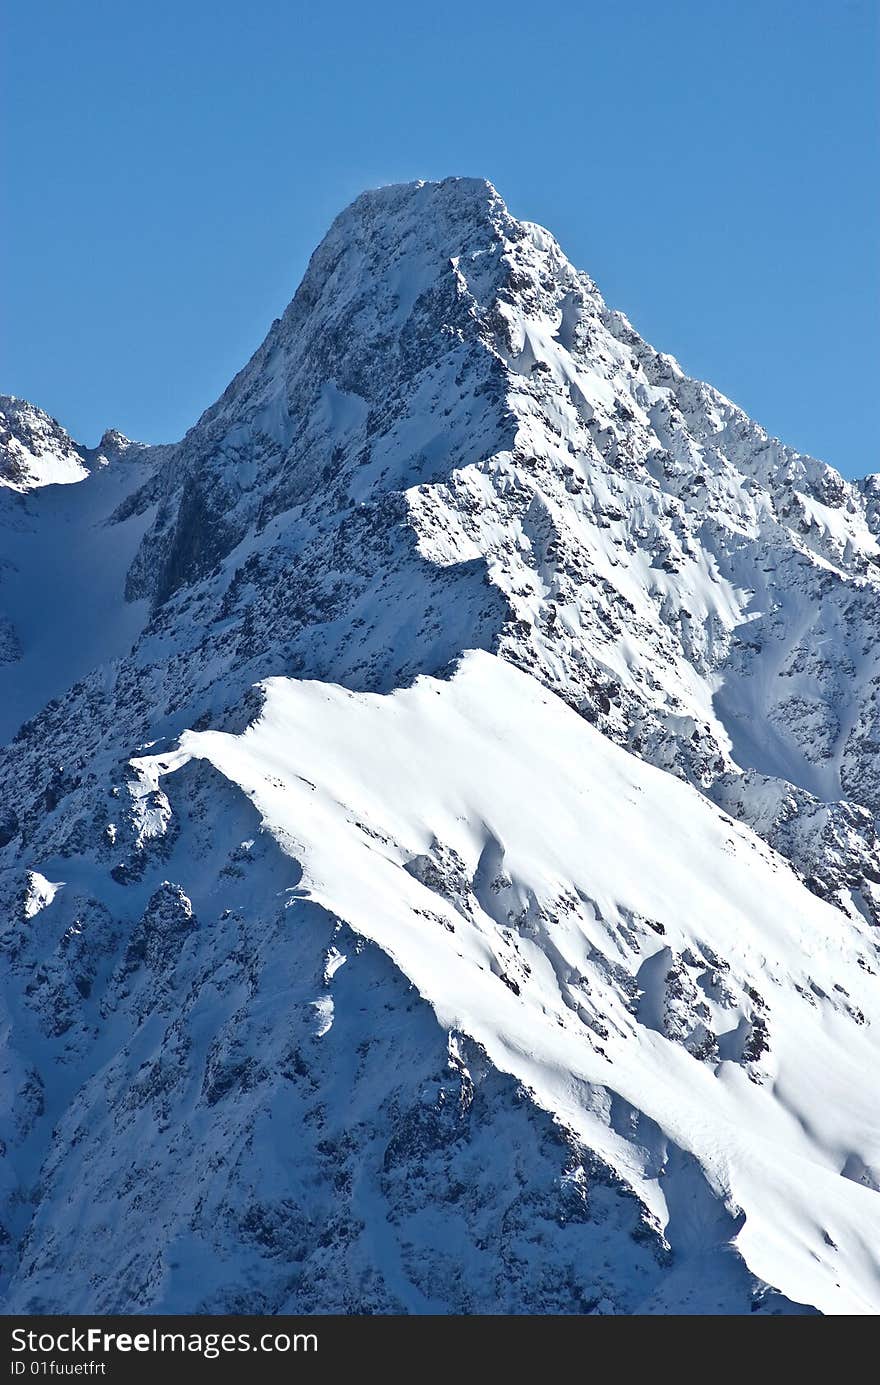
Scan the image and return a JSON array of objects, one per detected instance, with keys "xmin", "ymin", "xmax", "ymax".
[
  {"xmin": 142, "ymin": 651, "xmax": 880, "ymax": 1315},
  {"xmin": 23, "ymin": 869, "xmax": 63, "ymax": 918}
]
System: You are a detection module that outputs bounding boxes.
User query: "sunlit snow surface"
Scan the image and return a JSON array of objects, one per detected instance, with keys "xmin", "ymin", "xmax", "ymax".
[
  {"xmin": 22, "ymin": 870, "xmax": 63, "ymax": 919},
  {"xmin": 140, "ymin": 652, "xmax": 880, "ymax": 1315}
]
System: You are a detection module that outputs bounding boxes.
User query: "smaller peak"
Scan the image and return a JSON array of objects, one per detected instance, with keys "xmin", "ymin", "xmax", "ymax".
[
  {"xmin": 97, "ymin": 427, "xmax": 140, "ymax": 458},
  {"xmin": 0, "ymin": 395, "xmax": 86, "ymax": 448},
  {"xmin": 1, "ymin": 393, "xmax": 61, "ymax": 425}
]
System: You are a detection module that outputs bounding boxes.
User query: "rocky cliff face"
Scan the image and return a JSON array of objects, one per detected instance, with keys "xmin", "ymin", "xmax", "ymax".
[{"xmin": 1, "ymin": 178, "xmax": 878, "ymax": 1314}]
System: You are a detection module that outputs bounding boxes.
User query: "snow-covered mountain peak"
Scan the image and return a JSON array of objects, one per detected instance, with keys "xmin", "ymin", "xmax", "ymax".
[
  {"xmin": 130, "ymin": 175, "xmax": 874, "ymax": 563},
  {"xmin": 2, "ymin": 180, "xmax": 879, "ymax": 1316},
  {"xmin": 0, "ymin": 396, "xmax": 91, "ymax": 491},
  {"xmin": 96, "ymin": 427, "xmax": 139, "ymax": 460},
  {"xmin": 115, "ymin": 180, "xmax": 880, "ymax": 811}
]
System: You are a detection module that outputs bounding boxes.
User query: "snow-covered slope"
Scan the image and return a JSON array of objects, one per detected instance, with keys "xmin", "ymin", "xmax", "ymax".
[
  {"xmin": 140, "ymin": 651, "xmax": 880, "ymax": 1315},
  {"xmin": 0, "ymin": 455, "xmax": 155, "ymax": 743},
  {"xmin": 1, "ymin": 178, "xmax": 878, "ymax": 1315}
]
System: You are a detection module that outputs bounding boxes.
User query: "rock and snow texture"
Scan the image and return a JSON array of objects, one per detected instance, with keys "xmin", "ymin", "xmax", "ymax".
[
  {"xmin": 0, "ymin": 398, "xmax": 90, "ymax": 492},
  {"xmin": 21, "ymin": 871, "xmax": 63, "ymax": 920},
  {"xmin": 1, "ymin": 177, "xmax": 878, "ymax": 1314},
  {"xmin": 144, "ymin": 653, "xmax": 880, "ymax": 1315}
]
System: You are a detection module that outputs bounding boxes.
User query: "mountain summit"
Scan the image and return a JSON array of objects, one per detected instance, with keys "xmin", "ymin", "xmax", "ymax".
[{"xmin": 1, "ymin": 178, "xmax": 879, "ymax": 1315}]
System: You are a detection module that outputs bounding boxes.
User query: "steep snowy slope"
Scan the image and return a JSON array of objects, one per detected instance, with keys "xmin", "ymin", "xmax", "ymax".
[
  {"xmin": 0, "ymin": 455, "xmax": 156, "ymax": 742},
  {"xmin": 1, "ymin": 177, "xmax": 878, "ymax": 1315},
  {"xmin": 140, "ymin": 652, "xmax": 880, "ymax": 1315}
]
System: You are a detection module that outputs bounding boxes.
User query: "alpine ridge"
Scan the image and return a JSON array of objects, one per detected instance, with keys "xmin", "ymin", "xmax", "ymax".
[{"xmin": 1, "ymin": 177, "xmax": 878, "ymax": 1315}]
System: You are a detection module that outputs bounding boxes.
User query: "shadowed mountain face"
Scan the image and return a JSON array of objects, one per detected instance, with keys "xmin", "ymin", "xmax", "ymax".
[{"xmin": 1, "ymin": 178, "xmax": 877, "ymax": 1314}]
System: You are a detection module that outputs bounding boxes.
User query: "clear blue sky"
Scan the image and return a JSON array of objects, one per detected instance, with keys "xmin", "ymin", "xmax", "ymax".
[{"xmin": 3, "ymin": 0, "xmax": 877, "ymax": 476}]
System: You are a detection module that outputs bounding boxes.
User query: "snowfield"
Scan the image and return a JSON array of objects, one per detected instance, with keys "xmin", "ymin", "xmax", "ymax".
[
  {"xmin": 140, "ymin": 651, "xmax": 880, "ymax": 1315},
  {"xmin": 2, "ymin": 177, "xmax": 879, "ymax": 1314}
]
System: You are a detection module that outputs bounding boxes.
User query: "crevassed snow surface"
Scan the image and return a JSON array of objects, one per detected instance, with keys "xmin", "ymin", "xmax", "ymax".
[{"xmin": 142, "ymin": 652, "xmax": 880, "ymax": 1315}]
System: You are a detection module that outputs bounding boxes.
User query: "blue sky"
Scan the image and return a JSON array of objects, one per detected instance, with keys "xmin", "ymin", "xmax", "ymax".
[{"xmin": 3, "ymin": 0, "xmax": 877, "ymax": 476}]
